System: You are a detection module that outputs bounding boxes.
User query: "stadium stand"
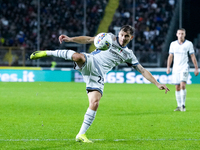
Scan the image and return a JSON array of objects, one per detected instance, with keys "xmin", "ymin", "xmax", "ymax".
[
  {"xmin": 0, "ymin": 0, "xmax": 179, "ymax": 67},
  {"xmin": 0, "ymin": 0, "xmax": 108, "ymax": 50},
  {"xmin": 108, "ymin": 0, "xmax": 176, "ymax": 65}
]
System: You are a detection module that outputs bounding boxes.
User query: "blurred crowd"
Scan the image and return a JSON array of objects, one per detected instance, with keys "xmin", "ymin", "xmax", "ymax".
[
  {"xmin": 1, "ymin": 0, "xmax": 199, "ymax": 67},
  {"xmin": 0, "ymin": 0, "xmax": 108, "ymax": 50},
  {"xmin": 3, "ymin": 0, "xmax": 194, "ymax": 65},
  {"xmin": 0, "ymin": 0, "xmax": 175, "ymax": 54},
  {"xmin": 109, "ymin": 0, "xmax": 176, "ymax": 62}
]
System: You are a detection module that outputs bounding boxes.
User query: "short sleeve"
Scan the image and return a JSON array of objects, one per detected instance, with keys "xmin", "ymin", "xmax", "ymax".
[
  {"xmin": 169, "ymin": 42, "xmax": 174, "ymax": 54},
  {"xmin": 126, "ymin": 51, "xmax": 139, "ymax": 66},
  {"xmin": 188, "ymin": 41, "xmax": 195, "ymax": 54}
]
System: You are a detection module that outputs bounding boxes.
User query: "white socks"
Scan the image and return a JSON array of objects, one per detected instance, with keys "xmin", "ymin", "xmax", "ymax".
[
  {"xmin": 176, "ymin": 89, "xmax": 186, "ymax": 107},
  {"xmin": 78, "ymin": 108, "xmax": 97, "ymax": 135},
  {"xmin": 175, "ymin": 91, "xmax": 181, "ymax": 107},
  {"xmin": 180, "ymin": 89, "xmax": 186, "ymax": 106},
  {"xmin": 46, "ymin": 50, "xmax": 75, "ymax": 60}
]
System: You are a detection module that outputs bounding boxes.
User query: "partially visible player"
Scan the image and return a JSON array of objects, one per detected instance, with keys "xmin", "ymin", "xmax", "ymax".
[
  {"xmin": 166, "ymin": 28, "xmax": 199, "ymax": 111},
  {"xmin": 30, "ymin": 25, "xmax": 170, "ymax": 143}
]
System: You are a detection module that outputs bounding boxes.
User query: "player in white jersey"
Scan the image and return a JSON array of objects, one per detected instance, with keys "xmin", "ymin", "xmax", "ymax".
[
  {"xmin": 30, "ymin": 25, "xmax": 170, "ymax": 143},
  {"xmin": 167, "ymin": 28, "xmax": 199, "ymax": 112}
]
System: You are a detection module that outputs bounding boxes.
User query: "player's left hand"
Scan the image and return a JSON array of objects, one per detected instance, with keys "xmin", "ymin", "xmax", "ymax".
[
  {"xmin": 194, "ymin": 69, "xmax": 199, "ymax": 76},
  {"xmin": 157, "ymin": 84, "xmax": 170, "ymax": 94},
  {"xmin": 59, "ymin": 35, "xmax": 71, "ymax": 44}
]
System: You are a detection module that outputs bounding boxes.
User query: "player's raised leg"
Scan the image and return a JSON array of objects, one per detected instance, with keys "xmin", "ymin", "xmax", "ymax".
[
  {"xmin": 30, "ymin": 50, "xmax": 75, "ymax": 60},
  {"xmin": 30, "ymin": 51, "xmax": 48, "ymax": 60},
  {"xmin": 30, "ymin": 50, "xmax": 86, "ymax": 68}
]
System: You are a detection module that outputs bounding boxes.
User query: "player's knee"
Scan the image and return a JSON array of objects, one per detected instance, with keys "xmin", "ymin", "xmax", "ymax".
[
  {"xmin": 72, "ymin": 53, "xmax": 85, "ymax": 62},
  {"xmin": 90, "ymin": 100, "xmax": 99, "ymax": 109},
  {"xmin": 180, "ymin": 85, "xmax": 186, "ymax": 90},
  {"xmin": 175, "ymin": 85, "xmax": 180, "ymax": 91},
  {"xmin": 180, "ymin": 82, "xmax": 186, "ymax": 90}
]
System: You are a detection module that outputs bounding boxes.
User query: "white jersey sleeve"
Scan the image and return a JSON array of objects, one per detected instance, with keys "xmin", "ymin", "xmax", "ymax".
[
  {"xmin": 188, "ymin": 41, "xmax": 195, "ymax": 54},
  {"xmin": 125, "ymin": 51, "xmax": 139, "ymax": 66},
  {"xmin": 169, "ymin": 42, "xmax": 174, "ymax": 54}
]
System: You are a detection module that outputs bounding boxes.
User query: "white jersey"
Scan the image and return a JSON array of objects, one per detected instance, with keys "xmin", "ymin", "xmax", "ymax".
[
  {"xmin": 169, "ymin": 40, "xmax": 194, "ymax": 73},
  {"xmin": 91, "ymin": 33, "xmax": 139, "ymax": 74}
]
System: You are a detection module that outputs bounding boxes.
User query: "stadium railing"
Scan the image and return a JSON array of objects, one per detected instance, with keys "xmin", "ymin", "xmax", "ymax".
[
  {"xmin": 0, "ymin": 47, "xmax": 199, "ymax": 69},
  {"xmin": 0, "ymin": 47, "xmax": 25, "ymax": 66}
]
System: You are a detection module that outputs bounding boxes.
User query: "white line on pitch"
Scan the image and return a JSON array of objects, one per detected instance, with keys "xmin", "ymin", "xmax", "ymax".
[{"xmin": 0, "ymin": 139, "xmax": 200, "ymax": 142}]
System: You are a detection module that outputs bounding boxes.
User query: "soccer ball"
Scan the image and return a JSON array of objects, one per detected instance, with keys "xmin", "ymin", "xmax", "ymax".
[{"xmin": 94, "ymin": 33, "xmax": 112, "ymax": 50}]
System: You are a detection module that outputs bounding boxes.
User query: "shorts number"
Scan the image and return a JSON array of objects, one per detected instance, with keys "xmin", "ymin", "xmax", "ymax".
[
  {"xmin": 98, "ymin": 76, "xmax": 104, "ymax": 85},
  {"xmin": 183, "ymin": 72, "xmax": 188, "ymax": 77}
]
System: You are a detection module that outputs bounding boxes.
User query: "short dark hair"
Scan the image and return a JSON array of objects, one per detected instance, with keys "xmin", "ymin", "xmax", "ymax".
[
  {"xmin": 177, "ymin": 28, "xmax": 186, "ymax": 32},
  {"xmin": 120, "ymin": 25, "xmax": 135, "ymax": 35}
]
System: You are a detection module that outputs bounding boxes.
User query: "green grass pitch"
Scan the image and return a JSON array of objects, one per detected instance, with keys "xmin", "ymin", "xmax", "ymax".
[{"xmin": 0, "ymin": 82, "xmax": 200, "ymax": 150}]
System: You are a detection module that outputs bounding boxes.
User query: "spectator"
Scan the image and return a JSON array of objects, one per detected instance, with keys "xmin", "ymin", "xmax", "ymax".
[
  {"xmin": 108, "ymin": 0, "xmax": 176, "ymax": 64},
  {"xmin": 0, "ymin": 0, "xmax": 108, "ymax": 51}
]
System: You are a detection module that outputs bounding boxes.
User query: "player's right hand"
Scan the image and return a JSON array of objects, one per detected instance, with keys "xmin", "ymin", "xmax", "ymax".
[
  {"xmin": 166, "ymin": 68, "xmax": 170, "ymax": 74},
  {"xmin": 59, "ymin": 35, "xmax": 71, "ymax": 44},
  {"xmin": 157, "ymin": 84, "xmax": 170, "ymax": 94}
]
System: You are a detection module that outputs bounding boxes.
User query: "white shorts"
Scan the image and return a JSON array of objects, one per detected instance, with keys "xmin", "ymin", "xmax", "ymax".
[
  {"xmin": 172, "ymin": 71, "xmax": 189, "ymax": 85},
  {"xmin": 74, "ymin": 53, "xmax": 105, "ymax": 95}
]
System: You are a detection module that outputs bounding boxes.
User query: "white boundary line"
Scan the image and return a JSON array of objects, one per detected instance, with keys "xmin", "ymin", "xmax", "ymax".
[{"xmin": 0, "ymin": 139, "xmax": 200, "ymax": 142}]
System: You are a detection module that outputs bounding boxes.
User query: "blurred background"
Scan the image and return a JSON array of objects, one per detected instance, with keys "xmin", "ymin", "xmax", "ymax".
[{"xmin": 0, "ymin": 0, "xmax": 200, "ymax": 69}]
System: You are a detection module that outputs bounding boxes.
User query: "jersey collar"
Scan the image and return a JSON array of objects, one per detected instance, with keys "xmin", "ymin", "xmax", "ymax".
[
  {"xmin": 117, "ymin": 37, "xmax": 127, "ymax": 48},
  {"xmin": 177, "ymin": 39, "xmax": 186, "ymax": 45}
]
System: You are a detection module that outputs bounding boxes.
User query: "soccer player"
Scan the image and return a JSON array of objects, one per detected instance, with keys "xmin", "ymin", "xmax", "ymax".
[
  {"xmin": 30, "ymin": 25, "xmax": 170, "ymax": 143},
  {"xmin": 166, "ymin": 28, "xmax": 199, "ymax": 112}
]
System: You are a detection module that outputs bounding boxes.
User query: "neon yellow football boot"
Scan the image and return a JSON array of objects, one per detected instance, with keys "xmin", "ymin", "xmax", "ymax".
[
  {"xmin": 75, "ymin": 134, "xmax": 93, "ymax": 143},
  {"xmin": 30, "ymin": 51, "xmax": 47, "ymax": 60}
]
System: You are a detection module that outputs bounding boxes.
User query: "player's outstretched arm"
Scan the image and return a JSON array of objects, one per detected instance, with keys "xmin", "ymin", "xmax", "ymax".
[
  {"xmin": 59, "ymin": 34, "xmax": 95, "ymax": 44},
  {"xmin": 133, "ymin": 64, "xmax": 170, "ymax": 94}
]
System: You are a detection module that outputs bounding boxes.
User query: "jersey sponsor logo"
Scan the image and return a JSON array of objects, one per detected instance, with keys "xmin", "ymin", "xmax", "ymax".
[
  {"xmin": 110, "ymin": 44, "xmax": 128, "ymax": 59},
  {"xmin": 112, "ymin": 44, "xmax": 123, "ymax": 53},
  {"xmin": 109, "ymin": 49, "xmax": 123, "ymax": 62},
  {"xmin": 174, "ymin": 51, "xmax": 187, "ymax": 54}
]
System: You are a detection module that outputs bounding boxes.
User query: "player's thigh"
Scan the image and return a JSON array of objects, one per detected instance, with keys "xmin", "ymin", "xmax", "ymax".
[
  {"xmin": 180, "ymin": 71, "xmax": 189, "ymax": 83},
  {"xmin": 172, "ymin": 73, "xmax": 181, "ymax": 84},
  {"xmin": 87, "ymin": 91, "xmax": 102, "ymax": 103},
  {"xmin": 85, "ymin": 75, "xmax": 104, "ymax": 95},
  {"xmin": 79, "ymin": 54, "xmax": 94, "ymax": 73},
  {"xmin": 81, "ymin": 55, "xmax": 105, "ymax": 94}
]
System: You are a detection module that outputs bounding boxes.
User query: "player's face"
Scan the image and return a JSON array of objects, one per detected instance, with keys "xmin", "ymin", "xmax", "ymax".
[
  {"xmin": 176, "ymin": 30, "xmax": 186, "ymax": 42},
  {"xmin": 118, "ymin": 30, "xmax": 134, "ymax": 47}
]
